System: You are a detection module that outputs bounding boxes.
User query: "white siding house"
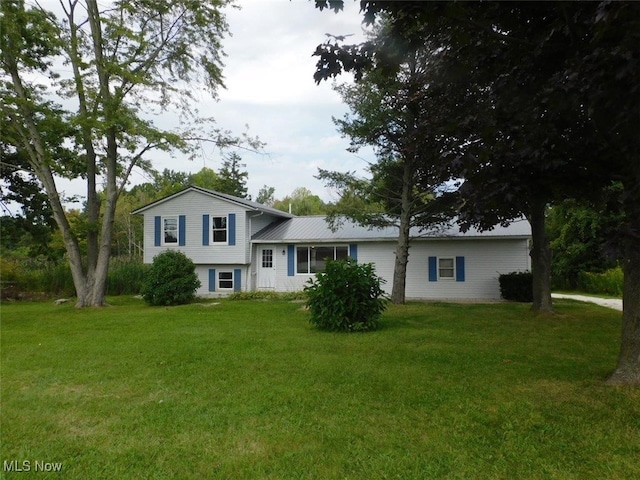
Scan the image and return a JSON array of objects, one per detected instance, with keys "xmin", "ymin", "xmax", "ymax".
[{"xmin": 133, "ymin": 186, "xmax": 532, "ymax": 300}]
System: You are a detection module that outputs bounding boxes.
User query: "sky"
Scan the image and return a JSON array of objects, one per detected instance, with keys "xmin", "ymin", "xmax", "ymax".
[{"xmin": 47, "ymin": 0, "xmax": 377, "ymax": 206}]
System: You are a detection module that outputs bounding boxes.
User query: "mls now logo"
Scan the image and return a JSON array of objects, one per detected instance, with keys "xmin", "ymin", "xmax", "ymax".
[{"xmin": 3, "ymin": 460, "xmax": 63, "ymax": 472}]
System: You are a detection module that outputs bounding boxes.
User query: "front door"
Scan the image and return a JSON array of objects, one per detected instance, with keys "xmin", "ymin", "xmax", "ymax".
[{"xmin": 258, "ymin": 248, "xmax": 276, "ymax": 289}]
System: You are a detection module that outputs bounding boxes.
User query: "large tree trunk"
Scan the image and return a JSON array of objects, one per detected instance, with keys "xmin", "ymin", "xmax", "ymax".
[
  {"xmin": 607, "ymin": 186, "xmax": 640, "ymax": 385},
  {"xmin": 390, "ymin": 161, "xmax": 413, "ymax": 304},
  {"xmin": 528, "ymin": 198, "xmax": 554, "ymax": 313}
]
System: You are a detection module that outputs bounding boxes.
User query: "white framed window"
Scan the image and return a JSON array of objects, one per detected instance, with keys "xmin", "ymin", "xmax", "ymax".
[
  {"xmin": 163, "ymin": 216, "xmax": 178, "ymax": 245},
  {"xmin": 218, "ymin": 271, "xmax": 234, "ymax": 290},
  {"xmin": 296, "ymin": 245, "xmax": 349, "ymax": 274},
  {"xmin": 438, "ymin": 257, "xmax": 455, "ymax": 280},
  {"xmin": 211, "ymin": 216, "xmax": 227, "ymax": 244}
]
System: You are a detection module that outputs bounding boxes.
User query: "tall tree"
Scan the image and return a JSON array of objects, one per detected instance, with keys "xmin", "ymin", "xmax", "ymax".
[
  {"xmin": 313, "ymin": 1, "xmax": 640, "ymax": 384},
  {"xmin": 216, "ymin": 153, "xmax": 249, "ymax": 198},
  {"xmin": 317, "ymin": 46, "xmax": 454, "ymax": 304},
  {"xmin": 1, "ymin": 0, "xmax": 252, "ymax": 307}
]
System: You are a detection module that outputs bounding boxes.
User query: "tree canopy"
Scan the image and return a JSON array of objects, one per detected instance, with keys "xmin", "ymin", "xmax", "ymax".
[{"xmin": 314, "ymin": 1, "xmax": 639, "ymax": 385}]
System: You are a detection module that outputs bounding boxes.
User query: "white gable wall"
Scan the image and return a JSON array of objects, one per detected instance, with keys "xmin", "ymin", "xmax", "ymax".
[{"xmin": 141, "ymin": 190, "xmax": 249, "ymax": 265}]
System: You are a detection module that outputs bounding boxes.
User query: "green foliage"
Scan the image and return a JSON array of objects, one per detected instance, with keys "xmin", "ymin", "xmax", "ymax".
[
  {"xmin": 499, "ymin": 272, "xmax": 533, "ymax": 303},
  {"xmin": 256, "ymin": 185, "xmax": 276, "ymax": 206},
  {"xmin": 548, "ymin": 199, "xmax": 618, "ymax": 289},
  {"xmin": 0, "ymin": 255, "xmax": 149, "ymax": 299},
  {"xmin": 578, "ymin": 267, "xmax": 623, "ymax": 297},
  {"xmin": 304, "ymin": 258, "xmax": 387, "ymax": 332},
  {"xmin": 106, "ymin": 258, "xmax": 150, "ymax": 296},
  {"xmin": 216, "ymin": 153, "xmax": 249, "ymax": 198},
  {"xmin": 141, "ymin": 251, "xmax": 200, "ymax": 306},
  {"xmin": 227, "ymin": 290, "xmax": 306, "ymax": 301},
  {"xmin": 273, "ymin": 187, "xmax": 327, "ymax": 215}
]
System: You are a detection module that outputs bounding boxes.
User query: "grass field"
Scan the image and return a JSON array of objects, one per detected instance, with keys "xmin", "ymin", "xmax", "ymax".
[{"xmin": 1, "ymin": 298, "xmax": 638, "ymax": 479}]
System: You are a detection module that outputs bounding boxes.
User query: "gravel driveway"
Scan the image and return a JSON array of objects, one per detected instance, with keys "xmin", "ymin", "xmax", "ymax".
[{"xmin": 552, "ymin": 293, "xmax": 623, "ymax": 311}]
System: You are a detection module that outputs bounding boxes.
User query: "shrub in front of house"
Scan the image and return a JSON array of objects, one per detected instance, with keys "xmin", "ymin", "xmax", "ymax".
[
  {"xmin": 499, "ymin": 271, "xmax": 533, "ymax": 302},
  {"xmin": 304, "ymin": 258, "xmax": 387, "ymax": 332},
  {"xmin": 141, "ymin": 250, "xmax": 201, "ymax": 306}
]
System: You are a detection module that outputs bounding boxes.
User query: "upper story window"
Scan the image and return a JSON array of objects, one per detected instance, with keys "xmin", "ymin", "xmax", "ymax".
[
  {"xmin": 211, "ymin": 216, "xmax": 227, "ymax": 244},
  {"xmin": 296, "ymin": 245, "xmax": 348, "ymax": 274},
  {"xmin": 163, "ymin": 216, "xmax": 178, "ymax": 245}
]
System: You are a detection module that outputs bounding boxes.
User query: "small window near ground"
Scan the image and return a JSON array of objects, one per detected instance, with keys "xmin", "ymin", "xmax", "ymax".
[
  {"xmin": 439, "ymin": 258, "xmax": 455, "ymax": 279},
  {"xmin": 218, "ymin": 271, "xmax": 233, "ymax": 290}
]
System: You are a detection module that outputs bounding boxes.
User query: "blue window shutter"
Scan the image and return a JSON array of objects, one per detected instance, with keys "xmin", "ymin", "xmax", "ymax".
[
  {"xmin": 349, "ymin": 244, "xmax": 358, "ymax": 261},
  {"xmin": 228, "ymin": 213, "xmax": 236, "ymax": 246},
  {"xmin": 178, "ymin": 215, "xmax": 186, "ymax": 246},
  {"xmin": 154, "ymin": 216, "xmax": 161, "ymax": 246},
  {"xmin": 208, "ymin": 269, "xmax": 216, "ymax": 292},
  {"xmin": 456, "ymin": 256, "xmax": 465, "ymax": 282},
  {"xmin": 202, "ymin": 215, "xmax": 209, "ymax": 245},
  {"xmin": 428, "ymin": 256, "xmax": 437, "ymax": 282},
  {"xmin": 287, "ymin": 245, "xmax": 295, "ymax": 276},
  {"xmin": 234, "ymin": 268, "xmax": 241, "ymax": 292}
]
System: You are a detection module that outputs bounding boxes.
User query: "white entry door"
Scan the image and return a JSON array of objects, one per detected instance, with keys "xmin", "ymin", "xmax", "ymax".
[{"xmin": 258, "ymin": 248, "xmax": 276, "ymax": 289}]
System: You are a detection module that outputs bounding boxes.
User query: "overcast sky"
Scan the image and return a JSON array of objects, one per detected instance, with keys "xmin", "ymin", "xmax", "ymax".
[
  {"xmin": 200, "ymin": 0, "xmax": 375, "ymax": 202},
  {"xmin": 22, "ymin": 0, "xmax": 375, "ymax": 211}
]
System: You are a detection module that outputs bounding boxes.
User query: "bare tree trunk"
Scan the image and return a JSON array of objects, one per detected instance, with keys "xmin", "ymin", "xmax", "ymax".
[
  {"xmin": 528, "ymin": 198, "xmax": 554, "ymax": 313},
  {"xmin": 391, "ymin": 161, "xmax": 413, "ymax": 304},
  {"xmin": 607, "ymin": 191, "xmax": 640, "ymax": 385}
]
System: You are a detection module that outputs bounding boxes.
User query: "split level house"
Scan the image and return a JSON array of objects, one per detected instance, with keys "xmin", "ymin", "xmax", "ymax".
[{"xmin": 132, "ymin": 186, "xmax": 532, "ymax": 300}]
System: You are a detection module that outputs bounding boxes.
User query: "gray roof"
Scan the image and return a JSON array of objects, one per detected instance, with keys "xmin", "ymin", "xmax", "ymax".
[
  {"xmin": 132, "ymin": 185, "xmax": 293, "ymax": 218},
  {"xmin": 252, "ymin": 216, "xmax": 531, "ymax": 243}
]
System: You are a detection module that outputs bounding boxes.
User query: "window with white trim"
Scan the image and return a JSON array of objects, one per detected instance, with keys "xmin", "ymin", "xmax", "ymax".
[
  {"xmin": 218, "ymin": 271, "xmax": 233, "ymax": 290},
  {"xmin": 296, "ymin": 245, "xmax": 349, "ymax": 274},
  {"xmin": 211, "ymin": 216, "xmax": 227, "ymax": 244},
  {"xmin": 438, "ymin": 257, "xmax": 455, "ymax": 279},
  {"xmin": 163, "ymin": 216, "xmax": 178, "ymax": 245}
]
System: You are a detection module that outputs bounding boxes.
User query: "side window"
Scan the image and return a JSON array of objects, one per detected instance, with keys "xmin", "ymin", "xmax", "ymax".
[
  {"xmin": 163, "ymin": 216, "xmax": 178, "ymax": 245},
  {"xmin": 438, "ymin": 258, "xmax": 455, "ymax": 279}
]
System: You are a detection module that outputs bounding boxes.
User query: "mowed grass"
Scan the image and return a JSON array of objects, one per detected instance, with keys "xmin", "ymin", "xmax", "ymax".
[{"xmin": 1, "ymin": 298, "xmax": 638, "ymax": 479}]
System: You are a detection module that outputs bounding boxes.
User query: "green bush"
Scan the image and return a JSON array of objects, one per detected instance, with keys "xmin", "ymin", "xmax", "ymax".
[
  {"xmin": 141, "ymin": 250, "xmax": 201, "ymax": 306},
  {"xmin": 304, "ymin": 258, "xmax": 387, "ymax": 332},
  {"xmin": 499, "ymin": 271, "xmax": 533, "ymax": 302},
  {"xmin": 577, "ymin": 266, "xmax": 623, "ymax": 296}
]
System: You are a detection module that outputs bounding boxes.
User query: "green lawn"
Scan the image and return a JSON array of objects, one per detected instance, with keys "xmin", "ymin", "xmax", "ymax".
[{"xmin": 1, "ymin": 298, "xmax": 638, "ymax": 479}]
